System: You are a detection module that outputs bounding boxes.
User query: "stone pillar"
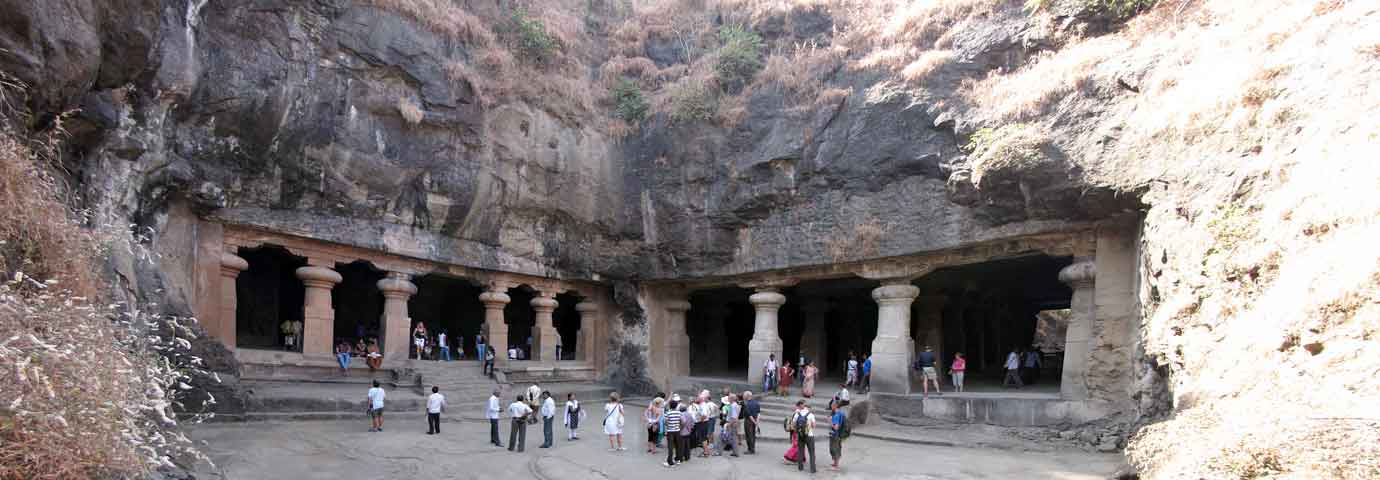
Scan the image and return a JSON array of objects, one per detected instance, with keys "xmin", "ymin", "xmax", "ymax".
[
  {"xmin": 575, "ymin": 301, "xmax": 599, "ymax": 362},
  {"xmin": 216, "ymin": 252, "xmax": 248, "ymax": 349},
  {"xmin": 799, "ymin": 299, "xmax": 829, "ymax": 368},
  {"xmin": 664, "ymin": 300, "xmax": 692, "ymax": 379},
  {"xmin": 870, "ymin": 281, "xmax": 920, "ymax": 394},
  {"xmin": 295, "ymin": 265, "xmax": 342, "ymax": 358},
  {"xmin": 480, "ymin": 285, "xmax": 511, "ymax": 371},
  {"xmin": 747, "ymin": 287, "xmax": 786, "ymax": 385},
  {"xmin": 915, "ymin": 295, "xmax": 947, "ymax": 374},
  {"xmin": 531, "ymin": 292, "xmax": 558, "ymax": 363},
  {"xmin": 377, "ymin": 272, "xmax": 417, "ymax": 365},
  {"xmin": 1058, "ymin": 259, "xmax": 1096, "ymax": 400}
]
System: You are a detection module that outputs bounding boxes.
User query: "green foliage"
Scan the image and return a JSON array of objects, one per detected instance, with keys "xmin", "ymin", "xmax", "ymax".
[
  {"xmin": 511, "ymin": 8, "xmax": 559, "ymax": 63},
  {"xmin": 1085, "ymin": 0, "xmax": 1157, "ymax": 20},
  {"xmin": 669, "ymin": 80, "xmax": 717, "ymax": 123},
  {"xmin": 610, "ymin": 79, "xmax": 649, "ymax": 122},
  {"xmin": 714, "ymin": 25, "xmax": 765, "ymax": 92}
]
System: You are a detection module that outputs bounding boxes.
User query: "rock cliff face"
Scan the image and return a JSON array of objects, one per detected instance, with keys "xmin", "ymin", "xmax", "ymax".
[{"xmin": 3, "ymin": 0, "xmax": 1377, "ymax": 476}]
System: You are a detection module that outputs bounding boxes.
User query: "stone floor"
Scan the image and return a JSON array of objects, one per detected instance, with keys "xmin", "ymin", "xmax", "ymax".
[{"xmin": 187, "ymin": 419, "xmax": 1122, "ymax": 479}]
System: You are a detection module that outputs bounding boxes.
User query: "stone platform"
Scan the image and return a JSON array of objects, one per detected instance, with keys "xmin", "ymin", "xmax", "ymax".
[{"xmin": 871, "ymin": 392, "xmax": 1114, "ymax": 427}]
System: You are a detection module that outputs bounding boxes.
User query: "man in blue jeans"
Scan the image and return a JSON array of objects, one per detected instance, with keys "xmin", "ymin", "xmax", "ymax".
[
  {"xmin": 860, "ymin": 354, "xmax": 872, "ymax": 393},
  {"xmin": 438, "ymin": 330, "xmax": 451, "ymax": 361}
]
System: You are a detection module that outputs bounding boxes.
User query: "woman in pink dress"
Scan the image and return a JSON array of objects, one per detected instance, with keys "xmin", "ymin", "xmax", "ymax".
[{"xmin": 801, "ymin": 362, "xmax": 818, "ymax": 398}]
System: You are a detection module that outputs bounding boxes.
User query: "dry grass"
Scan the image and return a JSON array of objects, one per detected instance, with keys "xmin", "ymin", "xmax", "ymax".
[
  {"xmin": 749, "ymin": 42, "xmax": 849, "ymax": 105},
  {"xmin": 363, "ymin": 0, "xmax": 496, "ymax": 46},
  {"xmin": 961, "ymin": 37, "xmax": 1120, "ymax": 122},
  {"xmin": 396, "ymin": 96, "xmax": 424, "ymax": 125},
  {"xmin": 0, "ymin": 76, "xmax": 213, "ymax": 478},
  {"xmin": 900, "ymin": 49, "xmax": 956, "ymax": 84}
]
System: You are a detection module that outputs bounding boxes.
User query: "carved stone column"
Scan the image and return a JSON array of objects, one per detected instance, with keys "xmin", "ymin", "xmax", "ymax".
[
  {"xmin": 574, "ymin": 301, "xmax": 599, "ymax": 362},
  {"xmin": 216, "ymin": 252, "xmax": 248, "ymax": 350},
  {"xmin": 799, "ymin": 299, "xmax": 829, "ymax": 368},
  {"xmin": 531, "ymin": 292, "xmax": 558, "ymax": 363},
  {"xmin": 870, "ymin": 281, "xmax": 920, "ymax": 394},
  {"xmin": 1059, "ymin": 259, "xmax": 1096, "ymax": 400},
  {"xmin": 747, "ymin": 287, "xmax": 787, "ymax": 385},
  {"xmin": 664, "ymin": 300, "xmax": 692, "ymax": 379},
  {"xmin": 914, "ymin": 294, "xmax": 948, "ymax": 375},
  {"xmin": 295, "ymin": 265, "xmax": 342, "ymax": 357},
  {"xmin": 377, "ymin": 272, "xmax": 417, "ymax": 365},
  {"xmin": 480, "ymin": 285, "xmax": 511, "ymax": 371}
]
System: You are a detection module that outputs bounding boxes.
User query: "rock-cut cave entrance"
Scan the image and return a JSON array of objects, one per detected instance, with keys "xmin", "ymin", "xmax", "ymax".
[
  {"xmin": 917, "ymin": 254, "xmax": 1073, "ymax": 394},
  {"xmin": 235, "ymin": 245, "xmax": 306, "ymax": 350},
  {"xmin": 505, "ymin": 287, "xmax": 536, "ymax": 361},
  {"xmin": 331, "ymin": 261, "xmax": 385, "ymax": 349},
  {"xmin": 687, "ymin": 287, "xmax": 753, "ymax": 379},
  {"xmin": 553, "ymin": 292, "xmax": 582, "ymax": 360},
  {"xmin": 409, "ymin": 274, "xmax": 485, "ymax": 360}
]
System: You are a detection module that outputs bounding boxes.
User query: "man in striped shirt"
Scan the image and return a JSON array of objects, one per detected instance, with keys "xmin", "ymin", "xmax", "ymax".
[{"xmin": 662, "ymin": 399, "xmax": 684, "ymax": 467}]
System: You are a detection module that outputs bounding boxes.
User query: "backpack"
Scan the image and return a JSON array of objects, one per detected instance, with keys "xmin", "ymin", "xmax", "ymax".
[
  {"xmin": 837, "ymin": 415, "xmax": 851, "ymax": 439},
  {"xmin": 784, "ymin": 414, "xmax": 795, "ymax": 432},
  {"xmin": 793, "ymin": 413, "xmax": 808, "ymax": 433}
]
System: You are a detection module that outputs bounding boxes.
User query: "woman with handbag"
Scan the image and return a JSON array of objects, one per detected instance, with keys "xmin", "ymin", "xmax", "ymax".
[
  {"xmin": 604, "ymin": 393, "xmax": 626, "ymax": 452},
  {"xmin": 644, "ymin": 397, "xmax": 663, "ymax": 454}
]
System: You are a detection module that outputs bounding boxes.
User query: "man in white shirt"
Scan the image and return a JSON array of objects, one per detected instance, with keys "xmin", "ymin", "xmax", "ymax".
[
  {"xmin": 555, "ymin": 334, "xmax": 563, "ymax": 360},
  {"xmin": 845, "ymin": 354, "xmax": 859, "ymax": 386},
  {"xmin": 508, "ymin": 346, "xmax": 519, "ymax": 360},
  {"xmin": 539, "ymin": 392, "xmax": 557, "ymax": 448},
  {"xmin": 426, "ymin": 386, "xmax": 447, "ymax": 434},
  {"xmin": 1004, "ymin": 348, "xmax": 1024, "ymax": 387},
  {"xmin": 366, "ymin": 380, "xmax": 386, "ymax": 432},
  {"xmin": 508, "ymin": 395, "xmax": 534, "ymax": 452},
  {"xmin": 834, "ymin": 384, "xmax": 851, "ymax": 407},
  {"xmin": 791, "ymin": 401, "xmax": 818, "ymax": 473},
  {"xmin": 526, "ymin": 384, "xmax": 543, "ymax": 408},
  {"xmin": 763, "ymin": 354, "xmax": 778, "ymax": 393},
  {"xmin": 437, "ymin": 330, "xmax": 450, "ymax": 362},
  {"xmin": 487, "ymin": 389, "xmax": 503, "ymax": 447}
]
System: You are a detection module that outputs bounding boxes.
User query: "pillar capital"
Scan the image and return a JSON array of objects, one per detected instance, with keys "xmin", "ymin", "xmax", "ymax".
[
  {"xmin": 1058, "ymin": 259, "xmax": 1096, "ymax": 289},
  {"xmin": 665, "ymin": 300, "xmax": 692, "ymax": 313},
  {"xmin": 377, "ymin": 272, "xmax": 417, "ymax": 299},
  {"xmin": 871, "ymin": 284, "xmax": 920, "ymax": 304},
  {"xmin": 479, "ymin": 290, "xmax": 511, "ymax": 308},
  {"xmin": 220, "ymin": 252, "xmax": 248, "ymax": 277},
  {"xmin": 530, "ymin": 295, "xmax": 559, "ymax": 313},
  {"xmin": 295, "ymin": 265, "xmax": 341, "ymax": 288}
]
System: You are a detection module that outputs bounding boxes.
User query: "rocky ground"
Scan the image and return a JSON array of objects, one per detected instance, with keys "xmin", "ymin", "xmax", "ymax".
[{"xmin": 186, "ymin": 419, "xmax": 1122, "ymax": 479}]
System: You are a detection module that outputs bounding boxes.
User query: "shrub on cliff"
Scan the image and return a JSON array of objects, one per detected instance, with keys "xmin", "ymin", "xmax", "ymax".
[
  {"xmin": 715, "ymin": 25, "xmax": 765, "ymax": 92},
  {"xmin": 611, "ymin": 79, "xmax": 650, "ymax": 122},
  {"xmin": 668, "ymin": 79, "xmax": 718, "ymax": 123},
  {"xmin": 510, "ymin": 8, "xmax": 560, "ymax": 64}
]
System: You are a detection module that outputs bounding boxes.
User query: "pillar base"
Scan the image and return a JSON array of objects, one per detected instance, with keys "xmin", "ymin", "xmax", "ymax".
[
  {"xmin": 747, "ymin": 337, "xmax": 782, "ymax": 386},
  {"xmin": 869, "ymin": 336, "xmax": 914, "ymax": 394}
]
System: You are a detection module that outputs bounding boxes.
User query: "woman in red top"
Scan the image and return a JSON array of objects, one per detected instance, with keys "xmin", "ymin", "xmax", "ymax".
[
  {"xmin": 777, "ymin": 361, "xmax": 795, "ymax": 396},
  {"xmin": 950, "ymin": 352, "xmax": 966, "ymax": 393}
]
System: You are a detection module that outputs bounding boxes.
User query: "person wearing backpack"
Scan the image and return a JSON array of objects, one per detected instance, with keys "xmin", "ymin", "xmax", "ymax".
[
  {"xmin": 829, "ymin": 400, "xmax": 848, "ymax": 471},
  {"xmin": 791, "ymin": 401, "xmax": 818, "ymax": 473}
]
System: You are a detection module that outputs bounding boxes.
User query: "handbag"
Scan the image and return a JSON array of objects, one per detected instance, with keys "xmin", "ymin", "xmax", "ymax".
[{"xmin": 526, "ymin": 413, "xmax": 539, "ymax": 425}]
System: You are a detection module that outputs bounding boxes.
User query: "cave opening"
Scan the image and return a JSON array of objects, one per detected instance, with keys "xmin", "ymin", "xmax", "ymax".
[
  {"xmin": 917, "ymin": 254, "xmax": 1073, "ymax": 393},
  {"xmin": 331, "ymin": 260, "xmax": 385, "ymax": 349},
  {"xmin": 235, "ymin": 245, "xmax": 306, "ymax": 350},
  {"xmin": 409, "ymin": 274, "xmax": 485, "ymax": 360},
  {"xmin": 553, "ymin": 292, "xmax": 582, "ymax": 360},
  {"xmin": 687, "ymin": 286, "xmax": 753, "ymax": 379},
  {"xmin": 788, "ymin": 278, "xmax": 878, "ymax": 383},
  {"xmin": 504, "ymin": 287, "xmax": 536, "ymax": 360}
]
